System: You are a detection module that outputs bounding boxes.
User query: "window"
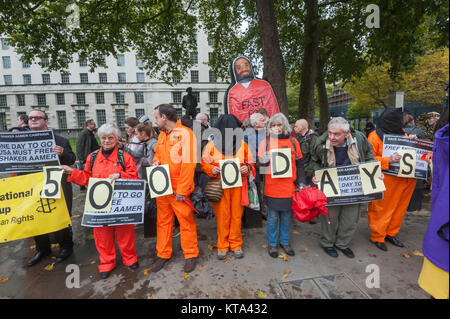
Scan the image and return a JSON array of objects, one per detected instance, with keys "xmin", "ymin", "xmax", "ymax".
[
  {"xmin": 118, "ymin": 72, "xmax": 126, "ymax": 83},
  {"xmin": 193, "ymin": 92, "xmax": 200, "ymax": 103},
  {"xmin": 136, "ymin": 57, "xmax": 144, "ymax": 67},
  {"xmin": 210, "ymin": 108, "xmax": 219, "ymax": 125},
  {"xmin": 1, "ymin": 38, "xmax": 9, "ymax": 50},
  {"xmin": 56, "ymin": 93, "xmax": 65, "ymax": 105},
  {"xmin": 135, "ymin": 92, "xmax": 144, "ymax": 104},
  {"xmin": 80, "ymin": 73, "xmax": 88, "ymax": 84},
  {"xmin": 135, "ymin": 109, "xmax": 145, "ymax": 119},
  {"xmin": 117, "ymin": 54, "xmax": 125, "ymax": 66},
  {"xmin": 61, "ymin": 73, "xmax": 70, "ymax": 84},
  {"xmin": 209, "ymin": 92, "xmax": 218, "ymax": 103},
  {"xmin": 96, "ymin": 109, "xmax": 107, "ymax": 127},
  {"xmin": 37, "ymin": 94, "xmax": 46, "ymax": 106},
  {"xmin": 208, "ymin": 38, "xmax": 214, "ymax": 46},
  {"xmin": 115, "ymin": 92, "xmax": 125, "ymax": 104},
  {"xmin": 95, "ymin": 92, "xmax": 105, "ymax": 104},
  {"xmin": 0, "ymin": 95, "xmax": 7, "ymax": 107},
  {"xmin": 99, "ymin": 56, "xmax": 106, "ymax": 64},
  {"xmin": 79, "ymin": 59, "xmax": 87, "ymax": 67},
  {"xmin": 41, "ymin": 58, "xmax": 49, "ymax": 68},
  {"xmin": 208, "ymin": 52, "xmax": 212, "ymax": 62},
  {"xmin": 76, "ymin": 110, "xmax": 86, "ymax": 129},
  {"xmin": 115, "ymin": 109, "xmax": 125, "ymax": 127},
  {"xmin": 0, "ymin": 113, "xmax": 6, "ymax": 131},
  {"xmin": 3, "ymin": 75, "xmax": 12, "ymax": 85},
  {"xmin": 42, "ymin": 74, "xmax": 50, "ymax": 84},
  {"xmin": 172, "ymin": 92, "xmax": 182, "ymax": 104},
  {"xmin": 176, "ymin": 108, "xmax": 183, "ymax": 118},
  {"xmin": 75, "ymin": 93, "xmax": 86, "ymax": 105},
  {"xmin": 209, "ymin": 70, "xmax": 216, "ymax": 83},
  {"xmin": 172, "ymin": 75, "xmax": 181, "ymax": 84},
  {"xmin": 56, "ymin": 111, "xmax": 67, "ymax": 129},
  {"xmin": 23, "ymin": 74, "xmax": 32, "ymax": 84},
  {"xmin": 136, "ymin": 73, "xmax": 145, "ymax": 83},
  {"xmin": 2, "ymin": 56, "xmax": 11, "ymax": 69},
  {"xmin": 99, "ymin": 73, "xmax": 107, "ymax": 83},
  {"xmin": 190, "ymin": 53, "xmax": 198, "ymax": 64},
  {"xmin": 191, "ymin": 70, "xmax": 199, "ymax": 83},
  {"xmin": 22, "ymin": 61, "xmax": 30, "ymax": 68},
  {"xmin": 17, "ymin": 94, "xmax": 25, "ymax": 106}
]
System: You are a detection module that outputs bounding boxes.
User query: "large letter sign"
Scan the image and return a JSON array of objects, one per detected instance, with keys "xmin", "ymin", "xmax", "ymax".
[
  {"xmin": 219, "ymin": 158, "xmax": 242, "ymax": 189},
  {"xmin": 146, "ymin": 164, "xmax": 173, "ymax": 198},
  {"xmin": 84, "ymin": 178, "xmax": 114, "ymax": 213},
  {"xmin": 42, "ymin": 166, "xmax": 64, "ymax": 199},
  {"xmin": 270, "ymin": 148, "xmax": 292, "ymax": 179},
  {"xmin": 359, "ymin": 162, "xmax": 386, "ymax": 195},
  {"xmin": 397, "ymin": 149, "xmax": 416, "ymax": 178}
]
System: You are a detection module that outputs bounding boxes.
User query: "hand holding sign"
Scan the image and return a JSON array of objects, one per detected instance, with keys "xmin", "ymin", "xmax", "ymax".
[
  {"xmin": 84, "ymin": 178, "xmax": 115, "ymax": 212},
  {"xmin": 397, "ymin": 149, "xmax": 417, "ymax": 178},
  {"xmin": 219, "ymin": 158, "xmax": 242, "ymax": 189},
  {"xmin": 146, "ymin": 164, "xmax": 173, "ymax": 198},
  {"xmin": 42, "ymin": 167, "xmax": 64, "ymax": 199},
  {"xmin": 270, "ymin": 148, "xmax": 292, "ymax": 179}
]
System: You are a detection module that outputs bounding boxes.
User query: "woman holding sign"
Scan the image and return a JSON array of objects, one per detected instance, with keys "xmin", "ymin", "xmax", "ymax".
[
  {"xmin": 60, "ymin": 123, "xmax": 139, "ymax": 279},
  {"xmin": 258, "ymin": 113, "xmax": 306, "ymax": 258},
  {"xmin": 201, "ymin": 114, "xmax": 254, "ymax": 260}
]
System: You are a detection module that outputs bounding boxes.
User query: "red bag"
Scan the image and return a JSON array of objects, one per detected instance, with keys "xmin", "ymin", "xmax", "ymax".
[{"xmin": 292, "ymin": 187, "xmax": 330, "ymax": 223}]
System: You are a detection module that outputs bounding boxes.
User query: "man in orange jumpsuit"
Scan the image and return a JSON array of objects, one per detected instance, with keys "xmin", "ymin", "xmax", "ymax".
[
  {"xmin": 368, "ymin": 108, "xmax": 418, "ymax": 251},
  {"xmin": 151, "ymin": 104, "xmax": 199, "ymax": 273}
]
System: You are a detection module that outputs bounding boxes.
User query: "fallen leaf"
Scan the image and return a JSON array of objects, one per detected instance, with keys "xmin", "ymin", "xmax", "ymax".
[
  {"xmin": 222, "ymin": 259, "xmax": 229, "ymax": 263},
  {"xmin": 285, "ymin": 268, "xmax": 291, "ymax": 274},
  {"xmin": 208, "ymin": 245, "xmax": 216, "ymax": 251},
  {"xmin": 281, "ymin": 273, "xmax": 288, "ymax": 279},
  {"xmin": 30, "ymin": 245, "xmax": 36, "ymax": 250},
  {"xmin": 413, "ymin": 250, "xmax": 424, "ymax": 257},
  {"xmin": 248, "ymin": 267, "xmax": 253, "ymax": 273},
  {"xmin": 184, "ymin": 274, "xmax": 189, "ymax": 279},
  {"xmin": 304, "ymin": 248, "xmax": 309, "ymax": 252},
  {"xmin": 72, "ymin": 214, "xmax": 81, "ymax": 219},
  {"xmin": 278, "ymin": 253, "xmax": 289, "ymax": 262},
  {"xmin": 51, "ymin": 257, "xmax": 56, "ymax": 260},
  {"xmin": 205, "ymin": 293, "xmax": 209, "ymax": 297},
  {"xmin": 262, "ymin": 244, "xmax": 268, "ymax": 249},
  {"xmin": 143, "ymin": 269, "xmax": 150, "ymax": 276},
  {"xmin": 0, "ymin": 278, "xmax": 8, "ymax": 283},
  {"xmin": 90, "ymin": 260, "xmax": 96, "ymax": 265},
  {"xmin": 44, "ymin": 263, "xmax": 55, "ymax": 271},
  {"xmin": 292, "ymin": 230, "xmax": 301, "ymax": 235},
  {"xmin": 402, "ymin": 253, "xmax": 411, "ymax": 259},
  {"xmin": 256, "ymin": 291, "xmax": 267, "ymax": 299},
  {"xmin": 150, "ymin": 294, "xmax": 158, "ymax": 299},
  {"xmin": 88, "ymin": 235, "xmax": 95, "ymax": 240}
]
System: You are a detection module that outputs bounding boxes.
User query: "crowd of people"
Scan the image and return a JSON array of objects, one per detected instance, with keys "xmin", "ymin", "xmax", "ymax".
[{"xmin": 6, "ymin": 106, "xmax": 448, "ymax": 299}]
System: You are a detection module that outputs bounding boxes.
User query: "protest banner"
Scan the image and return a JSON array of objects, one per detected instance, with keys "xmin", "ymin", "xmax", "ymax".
[
  {"xmin": 82, "ymin": 179, "xmax": 145, "ymax": 227},
  {"xmin": 0, "ymin": 172, "xmax": 71, "ymax": 243},
  {"xmin": 0, "ymin": 130, "xmax": 59, "ymax": 174},
  {"xmin": 146, "ymin": 165, "xmax": 173, "ymax": 198},
  {"xmin": 270, "ymin": 148, "xmax": 292, "ymax": 179},
  {"xmin": 219, "ymin": 158, "xmax": 242, "ymax": 189},
  {"xmin": 314, "ymin": 162, "xmax": 385, "ymax": 206},
  {"xmin": 382, "ymin": 135, "xmax": 433, "ymax": 180}
]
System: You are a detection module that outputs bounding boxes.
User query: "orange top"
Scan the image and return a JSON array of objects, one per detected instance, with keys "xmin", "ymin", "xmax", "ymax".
[{"xmin": 153, "ymin": 119, "xmax": 197, "ymax": 196}]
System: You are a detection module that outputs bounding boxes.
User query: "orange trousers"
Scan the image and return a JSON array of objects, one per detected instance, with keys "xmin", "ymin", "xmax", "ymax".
[
  {"xmin": 368, "ymin": 174, "xmax": 417, "ymax": 242},
  {"xmin": 156, "ymin": 195, "xmax": 199, "ymax": 259},
  {"xmin": 213, "ymin": 187, "xmax": 244, "ymax": 252},
  {"xmin": 93, "ymin": 225, "xmax": 138, "ymax": 273}
]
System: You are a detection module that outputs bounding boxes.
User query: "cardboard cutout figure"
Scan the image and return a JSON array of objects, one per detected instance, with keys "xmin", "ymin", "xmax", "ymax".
[{"xmin": 224, "ymin": 56, "xmax": 280, "ymax": 123}]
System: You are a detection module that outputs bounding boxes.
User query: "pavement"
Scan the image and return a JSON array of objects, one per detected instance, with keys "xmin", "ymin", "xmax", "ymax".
[{"xmin": 0, "ymin": 185, "xmax": 433, "ymax": 299}]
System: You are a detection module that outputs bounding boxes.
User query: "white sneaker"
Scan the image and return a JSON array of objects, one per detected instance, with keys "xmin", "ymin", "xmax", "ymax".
[
  {"xmin": 233, "ymin": 249, "xmax": 244, "ymax": 259},
  {"xmin": 217, "ymin": 251, "xmax": 227, "ymax": 260}
]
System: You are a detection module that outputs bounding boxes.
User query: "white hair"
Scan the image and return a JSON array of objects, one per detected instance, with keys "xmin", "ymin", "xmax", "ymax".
[
  {"xmin": 97, "ymin": 123, "xmax": 122, "ymax": 138},
  {"xmin": 268, "ymin": 113, "xmax": 291, "ymax": 134},
  {"xmin": 250, "ymin": 113, "xmax": 264, "ymax": 126},
  {"xmin": 328, "ymin": 117, "xmax": 350, "ymax": 132}
]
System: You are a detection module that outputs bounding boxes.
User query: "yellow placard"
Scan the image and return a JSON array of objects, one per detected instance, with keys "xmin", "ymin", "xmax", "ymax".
[
  {"xmin": 0, "ymin": 172, "xmax": 71, "ymax": 243},
  {"xmin": 270, "ymin": 148, "xmax": 292, "ymax": 179},
  {"xmin": 219, "ymin": 158, "xmax": 242, "ymax": 189},
  {"xmin": 84, "ymin": 178, "xmax": 115, "ymax": 212},
  {"xmin": 41, "ymin": 166, "xmax": 64, "ymax": 199},
  {"xmin": 315, "ymin": 168, "xmax": 341, "ymax": 197},
  {"xmin": 359, "ymin": 162, "xmax": 386, "ymax": 195},
  {"xmin": 397, "ymin": 149, "xmax": 417, "ymax": 178},
  {"xmin": 146, "ymin": 165, "xmax": 173, "ymax": 198}
]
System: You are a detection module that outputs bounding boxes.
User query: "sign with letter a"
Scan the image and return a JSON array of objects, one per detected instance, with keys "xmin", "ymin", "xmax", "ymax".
[
  {"xmin": 315, "ymin": 168, "xmax": 341, "ymax": 198},
  {"xmin": 270, "ymin": 148, "xmax": 292, "ymax": 179},
  {"xmin": 219, "ymin": 158, "xmax": 242, "ymax": 189}
]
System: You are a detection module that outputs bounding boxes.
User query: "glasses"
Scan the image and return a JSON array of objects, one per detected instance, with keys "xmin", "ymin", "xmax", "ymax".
[{"xmin": 29, "ymin": 116, "xmax": 46, "ymax": 121}]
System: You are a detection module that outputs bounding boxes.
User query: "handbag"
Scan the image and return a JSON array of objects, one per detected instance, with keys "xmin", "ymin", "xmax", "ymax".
[
  {"xmin": 204, "ymin": 177, "xmax": 223, "ymax": 202},
  {"xmin": 247, "ymin": 173, "xmax": 260, "ymax": 211}
]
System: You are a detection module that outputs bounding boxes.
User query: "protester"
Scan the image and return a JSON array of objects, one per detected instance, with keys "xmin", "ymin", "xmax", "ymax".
[
  {"xmin": 416, "ymin": 111, "xmax": 441, "ymax": 141},
  {"xmin": 60, "ymin": 123, "xmax": 139, "ymax": 279},
  {"xmin": 404, "ymin": 114, "xmax": 425, "ymax": 139},
  {"xmin": 364, "ymin": 121, "xmax": 375, "ymax": 138},
  {"xmin": 418, "ymin": 113, "xmax": 448, "ymax": 299},
  {"xmin": 244, "ymin": 113, "xmax": 267, "ymax": 161},
  {"xmin": 368, "ymin": 108, "xmax": 418, "ymax": 251},
  {"xmin": 310, "ymin": 117, "xmax": 375, "ymax": 258},
  {"xmin": 135, "ymin": 122, "xmax": 158, "ymax": 177},
  {"xmin": 195, "ymin": 112, "xmax": 210, "ymax": 128},
  {"xmin": 151, "ymin": 104, "xmax": 199, "ymax": 273},
  {"xmin": 294, "ymin": 119, "xmax": 318, "ymax": 186},
  {"xmin": 8, "ymin": 114, "xmax": 30, "ymax": 132},
  {"xmin": 258, "ymin": 113, "xmax": 306, "ymax": 258},
  {"xmin": 75, "ymin": 119, "xmax": 100, "ymax": 191},
  {"xmin": 242, "ymin": 118, "xmax": 252, "ymax": 130},
  {"xmin": 123, "ymin": 117, "xmax": 145, "ymax": 174},
  {"xmin": 26, "ymin": 110, "xmax": 76, "ymax": 267},
  {"xmin": 201, "ymin": 114, "xmax": 254, "ymax": 260}
]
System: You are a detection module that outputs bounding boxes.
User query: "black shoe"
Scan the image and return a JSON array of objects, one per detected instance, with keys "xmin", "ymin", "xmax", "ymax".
[
  {"xmin": 100, "ymin": 271, "xmax": 111, "ymax": 279},
  {"xmin": 27, "ymin": 250, "xmax": 51, "ymax": 267},
  {"xmin": 280, "ymin": 244, "xmax": 295, "ymax": 256},
  {"xmin": 184, "ymin": 258, "xmax": 197, "ymax": 273},
  {"xmin": 151, "ymin": 257, "xmax": 169, "ymax": 273},
  {"xmin": 56, "ymin": 247, "xmax": 73, "ymax": 263},
  {"xmin": 268, "ymin": 246, "xmax": 278, "ymax": 258},
  {"xmin": 385, "ymin": 235, "xmax": 405, "ymax": 247},
  {"xmin": 373, "ymin": 241, "xmax": 388, "ymax": 251},
  {"xmin": 322, "ymin": 247, "xmax": 338, "ymax": 258},
  {"xmin": 129, "ymin": 262, "xmax": 139, "ymax": 270},
  {"xmin": 335, "ymin": 246, "xmax": 355, "ymax": 259}
]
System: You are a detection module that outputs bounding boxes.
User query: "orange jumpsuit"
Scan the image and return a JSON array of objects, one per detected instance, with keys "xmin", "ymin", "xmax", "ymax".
[
  {"xmin": 153, "ymin": 119, "xmax": 199, "ymax": 260},
  {"xmin": 201, "ymin": 141, "xmax": 254, "ymax": 252},
  {"xmin": 68, "ymin": 148, "xmax": 139, "ymax": 272},
  {"xmin": 367, "ymin": 131, "xmax": 417, "ymax": 243}
]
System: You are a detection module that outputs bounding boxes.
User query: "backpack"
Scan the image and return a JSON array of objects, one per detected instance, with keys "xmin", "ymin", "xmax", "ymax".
[{"xmin": 90, "ymin": 149, "xmax": 126, "ymax": 173}]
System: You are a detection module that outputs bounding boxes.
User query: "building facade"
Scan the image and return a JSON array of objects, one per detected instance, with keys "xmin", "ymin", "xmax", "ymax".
[{"xmin": 0, "ymin": 33, "xmax": 228, "ymax": 137}]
